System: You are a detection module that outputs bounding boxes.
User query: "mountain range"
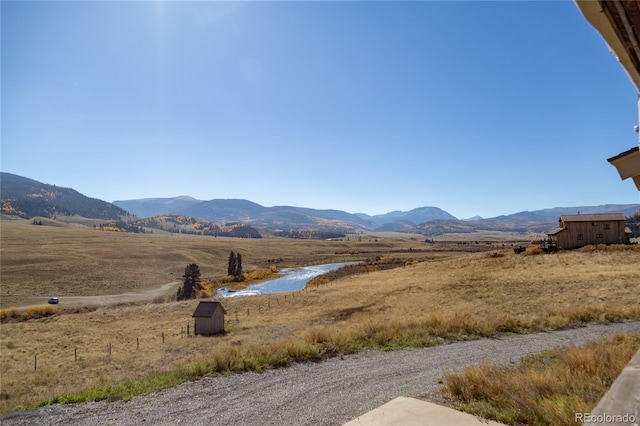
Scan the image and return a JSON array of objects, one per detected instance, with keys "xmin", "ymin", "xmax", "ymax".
[
  {"xmin": 114, "ymin": 196, "xmax": 640, "ymax": 234},
  {"xmin": 2, "ymin": 172, "xmax": 639, "ymax": 236},
  {"xmin": 112, "ymin": 197, "xmax": 458, "ymax": 233}
]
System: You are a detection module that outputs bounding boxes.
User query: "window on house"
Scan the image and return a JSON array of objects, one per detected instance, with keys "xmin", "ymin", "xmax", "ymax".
[
  {"xmin": 591, "ymin": 222, "xmax": 597, "ymax": 226},
  {"xmin": 577, "ymin": 234, "xmax": 584, "ymax": 240},
  {"xmin": 596, "ymin": 233, "xmax": 603, "ymax": 239},
  {"xmin": 604, "ymin": 224, "xmax": 610, "ymax": 230}
]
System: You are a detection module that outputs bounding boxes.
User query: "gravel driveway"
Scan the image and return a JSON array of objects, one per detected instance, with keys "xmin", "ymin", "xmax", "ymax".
[{"xmin": 3, "ymin": 321, "xmax": 640, "ymax": 426}]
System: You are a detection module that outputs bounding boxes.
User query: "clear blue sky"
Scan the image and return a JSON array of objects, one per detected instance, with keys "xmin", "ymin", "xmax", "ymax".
[{"xmin": 3, "ymin": 1, "xmax": 640, "ymax": 219}]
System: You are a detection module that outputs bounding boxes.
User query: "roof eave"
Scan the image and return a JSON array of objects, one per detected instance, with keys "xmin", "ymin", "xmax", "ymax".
[
  {"xmin": 607, "ymin": 146, "xmax": 640, "ymax": 189},
  {"xmin": 575, "ymin": 0, "xmax": 640, "ymax": 92}
]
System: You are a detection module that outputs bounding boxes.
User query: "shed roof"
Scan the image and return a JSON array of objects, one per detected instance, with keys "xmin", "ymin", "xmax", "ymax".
[
  {"xmin": 547, "ymin": 227, "xmax": 566, "ymax": 236},
  {"xmin": 192, "ymin": 301, "xmax": 226, "ymax": 318},
  {"xmin": 559, "ymin": 214, "xmax": 627, "ymax": 223}
]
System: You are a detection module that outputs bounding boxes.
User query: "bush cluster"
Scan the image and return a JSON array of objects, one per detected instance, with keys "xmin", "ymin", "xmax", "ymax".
[{"xmin": 1, "ymin": 305, "xmax": 57, "ymax": 322}]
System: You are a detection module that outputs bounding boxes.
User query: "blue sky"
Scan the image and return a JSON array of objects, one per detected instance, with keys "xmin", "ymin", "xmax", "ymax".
[{"xmin": 2, "ymin": 1, "xmax": 640, "ymax": 219}]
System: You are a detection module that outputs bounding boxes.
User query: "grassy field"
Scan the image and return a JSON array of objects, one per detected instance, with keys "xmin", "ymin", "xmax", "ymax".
[
  {"xmin": 0, "ymin": 219, "xmax": 441, "ymax": 307},
  {"xmin": 1, "ymin": 219, "xmax": 639, "ymax": 417}
]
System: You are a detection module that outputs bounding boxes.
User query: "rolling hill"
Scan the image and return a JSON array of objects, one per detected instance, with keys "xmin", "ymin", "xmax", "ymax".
[
  {"xmin": 0, "ymin": 172, "xmax": 128, "ymax": 220},
  {"xmin": 112, "ymin": 196, "xmax": 200, "ymax": 218},
  {"xmin": 411, "ymin": 204, "xmax": 640, "ymax": 235}
]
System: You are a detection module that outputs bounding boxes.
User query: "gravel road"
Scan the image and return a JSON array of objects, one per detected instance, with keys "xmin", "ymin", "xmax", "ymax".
[
  {"xmin": 17, "ymin": 281, "xmax": 180, "ymax": 310},
  {"xmin": 4, "ymin": 321, "xmax": 640, "ymax": 426}
]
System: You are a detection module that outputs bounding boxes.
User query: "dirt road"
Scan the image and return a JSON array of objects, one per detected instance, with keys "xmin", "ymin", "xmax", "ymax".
[
  {"xmin": 16, "ymin": 281, "xmax": 180, "ymax": 309},
  {"xmin": 3, "ymin": 321, "xmax": 639, "ymax": 426}
]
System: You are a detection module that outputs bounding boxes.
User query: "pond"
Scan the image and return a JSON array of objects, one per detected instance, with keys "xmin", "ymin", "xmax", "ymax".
[{"xmin": 216, "ymin": 262, "xmax": 357, "ymax": 297}]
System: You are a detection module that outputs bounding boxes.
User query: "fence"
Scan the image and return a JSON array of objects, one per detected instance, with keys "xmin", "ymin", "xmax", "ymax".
[{"xmin": 17, "ymin": 284, "xmax": 336, "ymax": 374}]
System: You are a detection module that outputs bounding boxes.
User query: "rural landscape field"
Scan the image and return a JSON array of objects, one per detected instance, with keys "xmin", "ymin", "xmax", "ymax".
[
  {"xmin": 1, "ymin": 217, "xmax": 639, "ymax": 424},
  {"xmin": 5, "ymin": 0, "xmax": 640, "ymax": 423}
]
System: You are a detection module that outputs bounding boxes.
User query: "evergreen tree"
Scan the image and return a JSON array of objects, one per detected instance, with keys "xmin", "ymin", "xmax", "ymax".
[
  {"xmin": 235, "ymin": 253, "xmax": 242, "ymax": 276},
  {"xmin": 177, "ymin": 263, "xmax": 201, "ymax": 300},
  {"xmin": 227, "ymin": 251, "xmax": 237, "ymax": 276}
]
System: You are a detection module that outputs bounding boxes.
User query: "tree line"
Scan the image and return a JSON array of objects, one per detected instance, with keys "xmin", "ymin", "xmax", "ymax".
[{"xmin": 133, "ymin": 216, "xmax": 262, "ymax": 238}]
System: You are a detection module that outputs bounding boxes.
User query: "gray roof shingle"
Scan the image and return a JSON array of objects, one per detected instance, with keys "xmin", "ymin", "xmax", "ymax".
[{"xmin": 192, "ymin": 301, "xmax": 226, "ymax": 318}]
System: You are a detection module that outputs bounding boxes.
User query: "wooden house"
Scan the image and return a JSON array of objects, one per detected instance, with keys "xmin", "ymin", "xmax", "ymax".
[
  {"xmin": 547, "ymin": 214, "xmax": 630, "ymax": 250},
  {"xmin": 192, "ymin": 301, "xmax": 226, "ymax": 336}
]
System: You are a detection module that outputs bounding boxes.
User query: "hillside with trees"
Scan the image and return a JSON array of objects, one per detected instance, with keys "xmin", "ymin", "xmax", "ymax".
[
  {"xmin": 132, "ymin": 215, "xmax": 262, "ymax": 238},
  {"xmin": 1, "ymin": 172, "xmax": 128, "ymax": 220}
]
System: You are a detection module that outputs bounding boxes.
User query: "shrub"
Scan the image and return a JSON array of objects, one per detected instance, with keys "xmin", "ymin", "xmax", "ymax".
[
  {"xmin": 0, "ymin": 307, "xmax": 20, "ymax": 321},
  {"xmin": 523, "ymin": 247, "xmax": 543, "ymax": 256},
  {"xmin": 243, "ymin": 267, "xmax": 277, "ymax": 282},
  {"xmin": 23, "ymin": 305, "xmax": 56, "ymax": 320},
  {"xmin": 198, "ymin": 282, "xmax": 213, "ymax": 298}
]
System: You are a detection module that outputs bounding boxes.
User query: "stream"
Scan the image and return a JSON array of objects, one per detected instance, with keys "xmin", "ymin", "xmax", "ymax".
[{"xmin": 217, "ymin": 262, "xmax": 356, "ymax": 297}]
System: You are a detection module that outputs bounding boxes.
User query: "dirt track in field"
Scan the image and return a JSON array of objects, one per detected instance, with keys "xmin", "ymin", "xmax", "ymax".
[{"xmin": 16, "ymin": 281, "xmax": 180, "ymax": 309}]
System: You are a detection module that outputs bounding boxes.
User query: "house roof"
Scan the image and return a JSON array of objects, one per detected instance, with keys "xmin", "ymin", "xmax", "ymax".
[
  {"xmin": 192, "ymin": 301, "xmax": 226, "ymax": 318},
  {"xmin": 607, "ymin": 146, "xmax": 640, "ymax": 191},
  {"xmin": 576, "ymin": 0, "xmax": 640, "ymax": 92},
  {"xmin": 575, "ymin": 1, "xmax": 640, "ymax": 192},
  {"xmin": 559, "ymin": 213, "xmax": 627, "ymax": 222}
]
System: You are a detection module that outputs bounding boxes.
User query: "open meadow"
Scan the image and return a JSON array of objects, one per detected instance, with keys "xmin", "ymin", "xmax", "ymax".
[
  {"xmin": 1, "ymin": 219, "xmax": 639, "ymax": 415},
  {"xmin": 1, "ymin": 218, "xmax": 451, "ymax": 307}
]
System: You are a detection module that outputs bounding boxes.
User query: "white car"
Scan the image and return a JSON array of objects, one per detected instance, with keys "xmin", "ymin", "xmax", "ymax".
[{"xmin": 48, "ymin": 297, "xmax": 59, "ymax": 304}]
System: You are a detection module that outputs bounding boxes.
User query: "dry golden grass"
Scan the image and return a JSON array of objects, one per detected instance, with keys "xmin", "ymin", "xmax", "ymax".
[
  {"xmin": 0, "ymin": 219, "xmax": 427, "ymax": 307},
  {"xmin": 445, "ymin": 333, "xmax": 640, "ymax": 426},
  {"xmin": 1, "ymin": 219, "xmax": 639, "ymax": 414}
]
